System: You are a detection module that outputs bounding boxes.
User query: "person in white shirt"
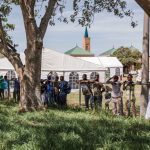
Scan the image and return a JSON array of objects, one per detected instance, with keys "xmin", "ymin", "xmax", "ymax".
[{"xmin": 107, "ymin": 75, "xmax": 122, "ymax": 115}]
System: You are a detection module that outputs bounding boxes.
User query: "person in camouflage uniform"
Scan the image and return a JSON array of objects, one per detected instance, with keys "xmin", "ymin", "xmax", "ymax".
[
  {"xmin": 93, "ymin": 74, "xmax": 105, "ymax": 112},
  {"xmin": 123, "ymin": 74, "xmax": 136, "ymax": 117},
  {"xmin": 79, "ymin": 74, "xmax": 93, "ymax": 110},
  {"xmin": 53, "ymin": 76, "xmax": 60, "ymax": 105}
]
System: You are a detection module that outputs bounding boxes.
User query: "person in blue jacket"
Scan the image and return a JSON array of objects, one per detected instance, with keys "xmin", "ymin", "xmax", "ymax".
[
  {"xmin": 59, "ymin": 76, "xmax": 71, "ymax": 107},
  {"xmin": 45, "ymin": 77, "xmax": 54, "ymax": 106}
]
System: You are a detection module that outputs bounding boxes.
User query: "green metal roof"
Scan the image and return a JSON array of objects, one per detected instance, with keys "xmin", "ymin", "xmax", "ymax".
[
  {"xmin": 129, "ymin": 45, "xmax": 140, "ymax": 52},
  {"xmin": 65, "ymin": 45, "xmax": 94, "ymax": 56},
  {"xmin": 99, "ymin": 45, "xmax": 140, "ymax": 56},
  {"xmin": 99, "ymin": 47, "xmax": 116, "ymax": 56}
]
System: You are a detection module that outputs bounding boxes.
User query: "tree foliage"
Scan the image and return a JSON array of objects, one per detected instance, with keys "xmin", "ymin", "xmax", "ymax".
[
  {"xmin": 71, "ymin": 0, "xmax": 137, "ymax": 27},
  {"xmin": 0, "ymin": 0, "xmax": 136, "ymax": 39},
  {"xmin": 112, "ymin": 47, "xmax": 142, "ymax": 69}
]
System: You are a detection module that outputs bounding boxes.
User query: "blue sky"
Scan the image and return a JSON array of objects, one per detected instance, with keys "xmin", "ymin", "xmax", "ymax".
[{"xmin": 8, "ymin": 0, "xmax": 144, "ymax": 55}]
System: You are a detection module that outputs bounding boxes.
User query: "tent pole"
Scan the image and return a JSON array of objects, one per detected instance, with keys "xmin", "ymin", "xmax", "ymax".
[{"xmin": 79, "ymin": 83, "xmax": 81, "ymax": 107}]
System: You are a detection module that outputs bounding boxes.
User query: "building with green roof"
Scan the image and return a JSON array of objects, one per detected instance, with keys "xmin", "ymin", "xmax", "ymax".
[
  {"xmin": 99, "ymin": 47, "xmax": 116, "ymax": 56},
  {"xmin": 129, "ymin": 45, "xmax": 140, "ymax": 52},
  {"xmin": 65, "ymin": 45, "xmax": 94, "ymax": 57},
  {"xmin": 99, "ymin": 45, "xmax": 140, "ymax": 57},
  {"xmin": 65, "ymin": 27, "xmax": 94, "ymax": 57}
]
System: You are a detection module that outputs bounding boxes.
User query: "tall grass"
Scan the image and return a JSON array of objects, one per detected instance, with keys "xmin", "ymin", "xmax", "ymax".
[{"xmin": 0, "ymin": 101, "xmax": 150, "ymax": 150}]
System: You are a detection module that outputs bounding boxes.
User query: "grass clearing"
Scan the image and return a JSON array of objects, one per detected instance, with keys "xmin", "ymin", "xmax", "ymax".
[{"xmin": 0, "ymin": 100, "xmax": 150, "ymax": 150}]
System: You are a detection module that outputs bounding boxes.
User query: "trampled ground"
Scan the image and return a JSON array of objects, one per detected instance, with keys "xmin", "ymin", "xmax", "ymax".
[{"xmin": 0, "ymin": 101, "xmax": 150, "ymax": 150}]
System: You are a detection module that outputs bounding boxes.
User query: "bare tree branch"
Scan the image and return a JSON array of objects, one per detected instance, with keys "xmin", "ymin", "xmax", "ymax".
[
  {"xmin": 135, "ymin": 0, "xmax": 150, "ymax": 16},
  {"xmin": 39, "ymin": 0, "xmax": 58, "ymax": 39},
  {"xmin": 20, "ymin": 0, "xmax": 38, "ymax": 44},
  {"xmin": 0, "ymin": 16, "xmax": 24, "ymax": 76}
]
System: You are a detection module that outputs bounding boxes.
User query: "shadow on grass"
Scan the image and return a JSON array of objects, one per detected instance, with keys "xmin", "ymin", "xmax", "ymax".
[{"xmin": 0, "ymin": 101, "xmax": 150, "ymax": 150}]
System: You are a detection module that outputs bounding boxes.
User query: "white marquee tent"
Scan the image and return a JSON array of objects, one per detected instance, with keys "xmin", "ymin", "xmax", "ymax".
[
  {"xmin": 0, "ymin": 48, "xmax": 106, "ymax": 82},
  {"xmin": 78, "ymin": 57, "xmax": 123, "ymax": 78}
]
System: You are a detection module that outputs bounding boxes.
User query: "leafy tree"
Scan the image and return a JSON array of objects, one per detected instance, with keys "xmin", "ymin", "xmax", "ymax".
[
  {"xmin": 111, "ymin": 47, "xmax": 142, "ymax": 70},
  {"xmin": 0, "ymin": 0, "xmax": 138, "ymax": 111}
]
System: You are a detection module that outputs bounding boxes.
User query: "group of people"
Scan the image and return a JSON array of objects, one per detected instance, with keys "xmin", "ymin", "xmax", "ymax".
[
  {"xmin": 0, "ymin": 73, "xmax": 137, "ymax": 117},
  {"xmin": 40, "ymin": 75, "xmax": 71, "ymax": 108},
  {"xmin": 79, "ymin": 74, "xmax": 136, "ymax": 117},
  {"xmin": 0, "ymin": 76, "xmax": 20, "ymax": 102}
]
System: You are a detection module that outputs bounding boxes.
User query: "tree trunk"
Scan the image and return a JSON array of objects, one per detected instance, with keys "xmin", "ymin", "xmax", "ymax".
[
  {"xmin": 19, "ymin": 41, "xmax": 43, "ymax": 111},
  {"xmin": 140, "ymin": 13, "xmax": 149, "ymax": 117}
]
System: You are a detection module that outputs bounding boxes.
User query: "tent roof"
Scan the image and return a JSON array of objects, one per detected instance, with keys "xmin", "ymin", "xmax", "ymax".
[
  {"xmin": 0, "ymin": 58, "xmax": 14, "ymax": 70},
  {"xmin": 0, "ymin": 48, "xmax": 106, "ymax": 72},
  {"xmin": 42, "ymin": 48, "xmax": 105, "ymax": 71},
  {"xmin": 78, "ymin": 57, "xmax": 123, "ymax": 68}
]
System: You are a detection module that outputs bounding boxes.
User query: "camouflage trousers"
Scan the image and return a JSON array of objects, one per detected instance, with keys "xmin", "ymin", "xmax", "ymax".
[{"xmin": 125, "ymin": 100, "xmax": 136, "ymax": 117}]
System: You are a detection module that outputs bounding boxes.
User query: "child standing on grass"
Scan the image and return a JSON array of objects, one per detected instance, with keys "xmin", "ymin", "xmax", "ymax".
[{"xmin": 106, "ymin": 75, "xmax": 122, "ymax": 115}]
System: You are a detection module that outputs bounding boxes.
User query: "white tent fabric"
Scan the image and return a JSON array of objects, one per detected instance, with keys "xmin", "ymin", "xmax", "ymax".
[
  {"xmin": 78, "ymin": 57, "xmax": 123, "ymax": 68},
  {"xmin": 41, "ymin": 48, "xmax": 106, "ymax": 71},
  {"xmin": 0, "ymin": 58, "xmax": 14, "ymax": 70},
  {"xmin": 0, "ymin": 48, "xmax": 106, "ymax": 73}
]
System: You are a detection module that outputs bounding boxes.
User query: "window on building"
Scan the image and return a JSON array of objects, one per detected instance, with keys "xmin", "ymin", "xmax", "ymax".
[
  {"xmin": 105, "ymin": 68, "xmax": 110, "ymax": 79},
  {"xmin": 90, "ymin": 72, "xmax": 99, "ymax": 80},
  {"xmin": 69, "ymin": 72, "xmax": 79, "ymax": 89},
  {"xmin": 115, "ymin": 67, "xmax": 120, "ymax": 76},
  {"xmin": 6, "ymin": 70, "xmax": 16, "ymax": 89},
  {"xmin": 6, "ymin": 70, "xmax": 16, "ymax": 80},
  {"xmin": 47, "ymin": 71, "xmax": 58, "ymax": 81},
  {"xmin": 9, "ymin": 80, "xmax": 15, "ymax": 89}
]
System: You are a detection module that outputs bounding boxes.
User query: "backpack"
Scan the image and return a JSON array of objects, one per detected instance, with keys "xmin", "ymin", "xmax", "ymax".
[
  {"xmin": 60, "ymin": 81, "xmax": 71, "ymax": 94},
  {"xmin": 105, "ymin": 92, "xmax": 111, "ymax": 99},
  {"xmin": 65, "ymin": 82, "xmax": 71, "ymax": 94},
  {"xmin": 82, "ymin": 84, "xmax": 90, "ymax": 95}
]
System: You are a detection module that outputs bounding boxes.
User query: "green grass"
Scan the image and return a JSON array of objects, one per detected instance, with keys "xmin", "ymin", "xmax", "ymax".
[{"xmin": 0, "ymin": 101, "xmax": 150, "ymax": 150}]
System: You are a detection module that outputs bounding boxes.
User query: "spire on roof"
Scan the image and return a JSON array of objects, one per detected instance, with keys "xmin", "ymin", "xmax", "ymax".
[{"xmin": 84, "ymin": 26, "xmax": 89, "ymax": 38}]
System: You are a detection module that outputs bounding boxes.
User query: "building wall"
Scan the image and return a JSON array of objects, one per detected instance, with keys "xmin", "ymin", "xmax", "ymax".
[{"xmin": 82, "ymin": 37, "xmax": 90, "ymax": 51}]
